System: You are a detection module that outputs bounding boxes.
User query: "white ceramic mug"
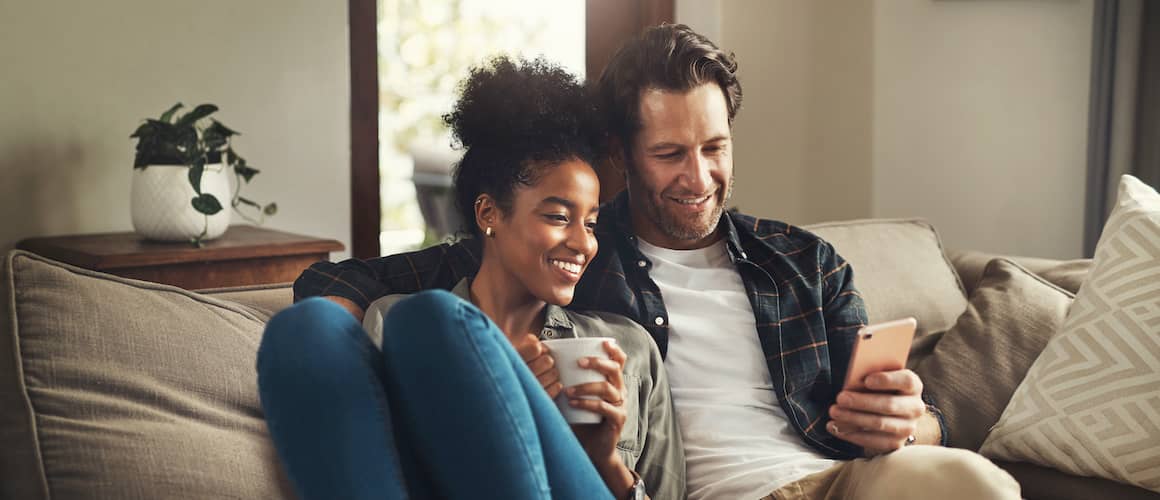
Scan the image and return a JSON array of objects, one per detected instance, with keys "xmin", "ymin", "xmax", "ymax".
[{"xmin": 542, "ymin": 337, "xmax": 614, "ymax": 424}]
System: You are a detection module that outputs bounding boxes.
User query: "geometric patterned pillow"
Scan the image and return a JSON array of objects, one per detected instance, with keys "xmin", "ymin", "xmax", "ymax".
[{"xmin": 980, "ymin": 175, "xmax": 1160, "ymax": 493}]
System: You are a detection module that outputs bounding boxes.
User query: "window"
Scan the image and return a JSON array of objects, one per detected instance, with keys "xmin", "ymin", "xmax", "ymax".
[{"xmin": 377, "ymin": 0, "xmax": 585, "ymax": 255}]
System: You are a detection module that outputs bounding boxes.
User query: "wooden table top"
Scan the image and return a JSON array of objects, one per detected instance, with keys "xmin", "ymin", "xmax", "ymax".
[{"xmin": 17, "ymin": 225, "xmax": 345, "ymax": 270}]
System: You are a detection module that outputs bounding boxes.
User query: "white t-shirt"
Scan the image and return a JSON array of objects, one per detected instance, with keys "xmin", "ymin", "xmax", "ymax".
[{"xmin": 637, "ymin": 238, "xmax": 836, "ymax": 499}]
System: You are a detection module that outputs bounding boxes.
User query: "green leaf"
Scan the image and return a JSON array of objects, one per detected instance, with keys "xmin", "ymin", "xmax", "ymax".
[
  {"xmin": 235, "ymin": 164, "xmax": 260, "ymax": 183},
  {"xmin": 159, "ymin": 102, "xmax": 184, "ymax": 123},
  {"xmin": 263, "ymin": 203, "xmax": 278, "ymax": 216},
  {"xmin": 130, "ymin": 121, "xmax": 154, "ymax": 139},
  {"xmin": 176, "ymin": 104, "xmax": 219, "ymax": 127},
  {"xmin": 191, "ymin": 193, "xmax": 223, "ymax": 215},
  {"xmin": 236, "ymin": 196, "xmax": 261, "ymax": 208},
  {"xmin": 188, "ymin": 159, "xmax": 205, "ymax": 195},
  {"xmin": 206, "ymin": 119, "xmax": 238, "ymax": 137},
  {"xmin": 202, "ymin": 120, "xmax": 237, "ymax": 151}
]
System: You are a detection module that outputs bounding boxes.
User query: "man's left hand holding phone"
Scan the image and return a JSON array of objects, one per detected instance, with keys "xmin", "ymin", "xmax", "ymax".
[{"xmin": 827, "ymin": 319, "xmax": 941, "ymax": 455}]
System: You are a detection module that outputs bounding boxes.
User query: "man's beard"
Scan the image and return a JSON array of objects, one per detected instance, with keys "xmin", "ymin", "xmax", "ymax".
[{"xmin": 640, "ymin": 175, "xmax": 734, "ymax": 242}]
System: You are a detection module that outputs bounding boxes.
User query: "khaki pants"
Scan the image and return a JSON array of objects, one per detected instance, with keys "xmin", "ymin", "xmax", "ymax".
[{"xmin": 763, "ymin": 446, "xmax": 1022, "ymax": 500}]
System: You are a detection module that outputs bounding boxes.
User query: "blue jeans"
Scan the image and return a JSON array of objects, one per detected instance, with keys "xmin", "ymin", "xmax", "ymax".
[{"xmin": 256, "ymin": 291, "xmax": 613, "ymax": 500}]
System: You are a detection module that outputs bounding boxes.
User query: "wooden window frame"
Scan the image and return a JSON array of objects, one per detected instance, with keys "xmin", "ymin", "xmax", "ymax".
[{"xmin": 348, "ymin": 0, "xmax": 672, "ymax": 258}]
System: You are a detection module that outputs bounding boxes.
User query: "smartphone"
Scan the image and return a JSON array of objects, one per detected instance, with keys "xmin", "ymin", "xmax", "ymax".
[{"xmin": 843, "ymin": 317, "xmax": 917, "ymax": 392}]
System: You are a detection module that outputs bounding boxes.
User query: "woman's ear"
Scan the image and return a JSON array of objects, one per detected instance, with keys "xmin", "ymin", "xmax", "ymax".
[{"xmin": 474, "ymin": 194, "xmax": 499, "ymax": 236}]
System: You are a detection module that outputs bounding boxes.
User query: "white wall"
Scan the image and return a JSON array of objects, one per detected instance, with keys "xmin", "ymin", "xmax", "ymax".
[
  {"xmin": 873, "ymin": 0, "xmax": 1093, "ymax": 259},
  {"xmin": 0, "ymin": 1, "xmax": 351, "ymax": 258},
  {"xmin": 682, "ymin": 0, "xmax": 1094, "ymax": 259}
]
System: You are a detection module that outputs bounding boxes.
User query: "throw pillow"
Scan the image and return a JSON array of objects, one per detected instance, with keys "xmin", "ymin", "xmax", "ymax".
[
  {"xmin": 915, "ymin": 258, "xmax": 1074, "ymax": 451},
  {"xmin": 980, "ymin": 175, "xmax": 1160, "ymax": 493},
  {"xmin": 0, "ymin": 251, "xmax": 295, "ymax": 499}
]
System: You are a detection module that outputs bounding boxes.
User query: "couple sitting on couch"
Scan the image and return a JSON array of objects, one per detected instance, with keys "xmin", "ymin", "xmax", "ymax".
[{"xmin": 257, "ymin": 24, "xmax": 1021, "ymax": 500}]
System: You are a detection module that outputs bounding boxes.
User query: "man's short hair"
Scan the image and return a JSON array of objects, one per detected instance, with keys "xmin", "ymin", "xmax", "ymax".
[{"xmin": 596, "ymin": 23, "xmax": 743, "ymax": 149}]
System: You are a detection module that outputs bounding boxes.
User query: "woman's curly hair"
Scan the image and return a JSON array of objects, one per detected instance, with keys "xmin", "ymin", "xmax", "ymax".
[{"xmin": 444, "ymin": 56, "xmax": 605, "ymax": 238}]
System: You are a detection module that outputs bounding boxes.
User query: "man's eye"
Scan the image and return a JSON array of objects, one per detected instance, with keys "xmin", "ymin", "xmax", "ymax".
[
  {"xmin": 585, "ymin": 221, "xmax": 598, "ymax": 231},
  {"xmin": 655, "ymin": 152, "xmax": 681, "ymax": 160},
  {"xmin": 545, "ymin": 214, "xmax": 569, "ymax": 223}
]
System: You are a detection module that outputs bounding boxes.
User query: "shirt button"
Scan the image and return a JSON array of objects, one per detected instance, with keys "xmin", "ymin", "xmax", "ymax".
[
  {"xmin": 544, "ymin": 330, "xmax": 557, "ymax": 339},
  {"xmin": 637, "ymin": 260, "xmax": 647, "ymax": 268},
  {"xmin": 654, "ymin": 316, "xmax": 665, "ymax": 326}
]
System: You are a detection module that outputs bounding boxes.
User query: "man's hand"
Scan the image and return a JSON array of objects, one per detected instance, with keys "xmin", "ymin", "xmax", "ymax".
[
  {"xmin": 510, "ymin": 334, "xmax": 563, "ymax": 398},
  {"xmin": 827, "ymin": 369, "xmax": 939, "ymax": 455},
  {"xmin": 323, "ymin": 296, "xmax": 365, "ymax": 322}
]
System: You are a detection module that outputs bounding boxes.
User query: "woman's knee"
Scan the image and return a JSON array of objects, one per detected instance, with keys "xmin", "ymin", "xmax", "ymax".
[
  {"xmin": 258, "ymin": 297, "xmax": 368, "ymax": 373},
  {"xmin": 383, "ymin": 290, "xmax": 492, "ymax": 345}
]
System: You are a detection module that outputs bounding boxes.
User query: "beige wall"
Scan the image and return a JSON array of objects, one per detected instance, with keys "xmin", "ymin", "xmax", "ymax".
[
  {"xmin": 712, "ymin": 0, "xmax": 874, "ymax": 225},
  {"xmin": 873, "ymin": 0, "xmax": 1093, "ymax": 259},
  {"xmin": 682, "ymin": 0, "xmax": 1093, "ymax": 259},
  {"xmin": 0, "ymin": 1, "xmax": 352, "ymax": 258}
]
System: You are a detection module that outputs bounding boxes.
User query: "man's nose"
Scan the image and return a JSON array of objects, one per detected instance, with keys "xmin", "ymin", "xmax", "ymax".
[{"xmin": 682, "ymin": 151, "xmax": 713, "ymax": 194}]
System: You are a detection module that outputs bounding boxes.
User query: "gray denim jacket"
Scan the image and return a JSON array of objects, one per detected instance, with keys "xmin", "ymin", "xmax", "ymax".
[{"xmin": 364, "ymin": 279, "xmax": 685, "ymax": 499}]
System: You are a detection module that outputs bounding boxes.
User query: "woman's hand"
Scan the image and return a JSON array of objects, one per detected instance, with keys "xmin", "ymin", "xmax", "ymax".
[
  {"xmin": 567, "ymin": 340, "xmax": 629, "ymax": 469},
  {"xmin": 510, "ymin": 334, "xmax": 563, "ymax": 398}
]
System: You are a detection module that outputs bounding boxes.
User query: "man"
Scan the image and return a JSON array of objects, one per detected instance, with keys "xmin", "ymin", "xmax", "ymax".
[{"xmin": 296, "ymin": 24, "xmax": 1021, "ymax": 500}]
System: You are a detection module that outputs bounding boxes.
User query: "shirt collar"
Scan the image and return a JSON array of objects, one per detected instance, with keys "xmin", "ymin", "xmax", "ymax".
[{"xmin": 450, "ymin": 278, "xmax": 574, "ymax": 332}]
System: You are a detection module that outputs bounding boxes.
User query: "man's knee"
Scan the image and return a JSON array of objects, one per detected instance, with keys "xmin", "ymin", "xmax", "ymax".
[{"xmin": 863, "ymin": 446, "xmax": 1021, "ymax": 500}]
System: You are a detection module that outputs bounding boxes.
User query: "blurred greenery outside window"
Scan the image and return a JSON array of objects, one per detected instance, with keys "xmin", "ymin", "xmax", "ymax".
[{"xmin": 377, "ymin": 0, "xmax": 585, "ymax": 255}]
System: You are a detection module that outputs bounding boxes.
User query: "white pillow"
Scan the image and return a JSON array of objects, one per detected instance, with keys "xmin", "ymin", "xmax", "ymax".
[{"xmin": 980, "ymin": 175, "xmax": 1160, "ymax": 492}]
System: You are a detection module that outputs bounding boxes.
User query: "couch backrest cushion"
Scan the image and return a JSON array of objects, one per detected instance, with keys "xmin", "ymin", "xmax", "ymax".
[
  {"xmin": 201, "ymin": 283, "xmax": 294, "ymax": 318},
  {"xmin": 0, "ymin": 251, "xmax": 294, "ymax": 500},
  {"xmin": 805, "ymin": 219, "xmax": 967, "ymax": 337}
]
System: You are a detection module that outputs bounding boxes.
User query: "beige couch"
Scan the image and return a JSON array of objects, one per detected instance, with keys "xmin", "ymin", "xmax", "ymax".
[{"xmin": 2, "ymin": 218, "xmax": 1156, "ymax": 500}]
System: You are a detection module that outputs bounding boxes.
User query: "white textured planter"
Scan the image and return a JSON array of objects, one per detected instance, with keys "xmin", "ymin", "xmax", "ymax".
[{"xmin": 131, "ymin": 164, "xmax": 232, "ymax": 242}]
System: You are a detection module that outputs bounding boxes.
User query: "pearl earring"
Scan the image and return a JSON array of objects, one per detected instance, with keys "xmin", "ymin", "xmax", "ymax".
[{"xmin": 485, "ymin": 227, "xmax": 494, "ymax": 237}]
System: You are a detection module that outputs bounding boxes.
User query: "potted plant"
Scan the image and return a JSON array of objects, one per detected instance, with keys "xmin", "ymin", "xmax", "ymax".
[{"xmin": 129, "ymin": 103, "xmax": 276, "ymax": 246}]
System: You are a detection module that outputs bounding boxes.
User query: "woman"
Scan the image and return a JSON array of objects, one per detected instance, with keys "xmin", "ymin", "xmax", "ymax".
[{"xmin": 256, "ymin": 57, "xmax": 682, "ymax": 500}]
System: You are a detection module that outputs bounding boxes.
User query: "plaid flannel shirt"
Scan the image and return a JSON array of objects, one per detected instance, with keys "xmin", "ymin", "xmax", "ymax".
[{"xmin": 294, "ymin": 191, "xmax": 949, "ymax": 459}]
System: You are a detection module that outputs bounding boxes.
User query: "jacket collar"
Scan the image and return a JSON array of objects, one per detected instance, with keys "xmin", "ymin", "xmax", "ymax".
[{"xmin": 450, "ymin": 278, "xmax": 575, "ymax": 332}]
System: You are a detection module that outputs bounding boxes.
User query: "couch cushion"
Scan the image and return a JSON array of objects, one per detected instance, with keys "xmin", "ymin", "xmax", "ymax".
[
  {"xmin": 996, "ymin": 460, "xmax": 1160, "ymax": 500},
  {"xmin": 981, "ymin": 175, "xmax": 1160, "ymax": 493},
  {"xmin": 201, "ymin": 283, "xmax": 294, "ymax": 319},
  {"xmin": 805, "ymin": 219, "xmax": 967, "ymax": 337},
  {"xmin": 0, "ymin": 250, "xmax": 293, "ymax": 499},
  {"xmin": 915, "ymin": 258, "xmax": 1074, "ymax": 451}
]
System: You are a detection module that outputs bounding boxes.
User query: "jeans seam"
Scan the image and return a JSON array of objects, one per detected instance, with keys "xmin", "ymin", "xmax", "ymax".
[{"xmin": 457, "ymin": 301, "xmax": 552, "ymax": 497}]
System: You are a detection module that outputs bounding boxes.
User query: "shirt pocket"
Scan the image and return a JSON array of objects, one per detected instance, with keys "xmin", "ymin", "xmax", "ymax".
[{"xmin": 615, "ymin": 374, "xmax": 644, "ymax": 460}]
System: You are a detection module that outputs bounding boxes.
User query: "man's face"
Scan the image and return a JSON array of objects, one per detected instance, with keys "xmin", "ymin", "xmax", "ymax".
[{"xmin": 625, "ymin": 83, "xmax": 734, "ymax": 250}]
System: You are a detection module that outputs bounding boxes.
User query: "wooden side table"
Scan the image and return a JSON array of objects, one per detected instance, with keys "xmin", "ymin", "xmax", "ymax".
[{"xmin": 17, "ymin": 225, "xmax": 344, "ymax": 290}]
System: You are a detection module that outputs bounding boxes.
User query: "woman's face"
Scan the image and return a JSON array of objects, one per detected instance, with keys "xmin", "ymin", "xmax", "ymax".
[{"xmin": 488, "ymin": 158, "xmax": 600, "ymax": 306}]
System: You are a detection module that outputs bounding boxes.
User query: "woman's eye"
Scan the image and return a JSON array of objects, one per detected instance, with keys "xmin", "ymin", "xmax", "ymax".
[
  {"xmin": 585, "ymin": 221, "xmax": 597, "ymax": 232},
  {"xmin": 545, "ymin": 214, "xmax": 568, "ymax": 224}
]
